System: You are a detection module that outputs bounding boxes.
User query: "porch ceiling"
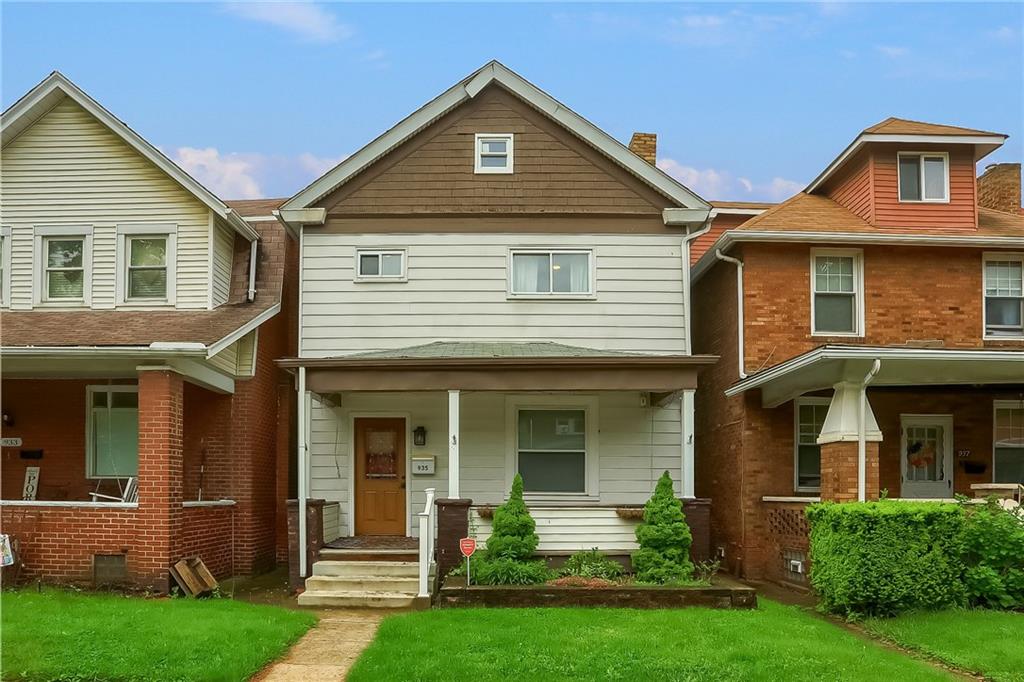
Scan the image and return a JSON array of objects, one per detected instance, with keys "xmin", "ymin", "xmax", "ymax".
[{"xmin": 725, "ymin": 345, "xmax": 1024, "ymax": 408}]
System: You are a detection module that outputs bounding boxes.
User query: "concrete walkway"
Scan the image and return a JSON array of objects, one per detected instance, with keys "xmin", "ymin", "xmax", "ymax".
[{"xmin": 255, "ymin": 609, "xmax": 386, "ymax": 682}]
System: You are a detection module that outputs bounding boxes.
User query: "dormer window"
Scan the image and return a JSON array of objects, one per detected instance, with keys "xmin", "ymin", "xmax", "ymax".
[
  {"xmin": 475, "ymin": 134, "xmax": 513, "ymax": 174},
  {"xmin": 898, "ymin": 152, "xmax": 949, "ymax": 202}
]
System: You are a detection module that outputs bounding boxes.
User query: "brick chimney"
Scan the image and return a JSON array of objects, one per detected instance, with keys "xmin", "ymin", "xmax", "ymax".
[
  {"xmin": 977, "ymin": 163, "xmax": 1022, "ymax": 214},
  {"xmin": 628, "ymin": 132, "xmax": 657, "ymax": 165}
]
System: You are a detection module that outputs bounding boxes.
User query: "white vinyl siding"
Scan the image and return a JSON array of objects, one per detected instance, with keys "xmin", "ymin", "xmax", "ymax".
[
  {"xmin": 308, "ymin": 391, "xmax": 683, "ymax": 538},
  {"xmin": 207, "ymin": 342, "xmax": 239, "ymax": 375},
  {"xmin": 300, "ymin": 233, "xmax": 686, "ymax": 355},
  {"xmin": 211, "ymin": 220, "xmax": 235, "ymax": 306},
  {"xmin": 0, "ymin": 98, "xmax": 215, "ymax": 310}
]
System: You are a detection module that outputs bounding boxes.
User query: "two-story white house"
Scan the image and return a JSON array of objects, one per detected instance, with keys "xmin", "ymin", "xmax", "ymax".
[{"xmin": 275, "ymin": 61, "xmax": 716, "ymax": 605}]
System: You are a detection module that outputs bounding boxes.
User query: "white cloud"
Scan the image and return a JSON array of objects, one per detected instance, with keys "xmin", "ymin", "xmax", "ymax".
[
  {"xmin": 658, "ymin": 158, "xmax": 802, "ymax": 202},
  {"xmin": 223, "ymin": 2, "xmax": 352, "ymax": 43},
  {"xmin": 839, "ymin": 48, "xmax": 857, "ymax": 60},
  {"xmin": 172, "ymin": 147, "xmax": 263, "ymax": 199},
  {"xmin": 876, "ymin": 45, "xmax": 909, "ymax": 58},
  {"xmin": 989, "ymin": 26, "xmax": 1017, "ymax": 41},
  {"xmin": 677, "ymin": 14, "xmax": 725, "ymax": 29},
  {"xmin": 297, "ymin": 152, "xmax": 346, "ymax": 177}
]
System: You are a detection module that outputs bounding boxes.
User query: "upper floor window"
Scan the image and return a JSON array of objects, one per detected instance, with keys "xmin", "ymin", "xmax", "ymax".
[
  {"xmin": 994, "ymin": 401, "xmax": 1024, "ymax": 484},
  {"xmin": 898, "ymin": 152, "xmax": 949, "ymax": 202},
  {"xmin": 510, "ymin": 249, "xmax": 592, "ymax": 297},
  {"xmin": 984, "ymin": 255, "xmax": 1023, "ymax": 338},
  {"xmin": 794, "ymin": 397, "xmax": 830, "ymax": 492},
  {"xmin": 356, "ymin": 249, "xmax": 406, "ymax": 281},
  {"xmin": 811, "ymin": 249, "xmax": 863, "ymax": 336},
  {"xmin": 116, "ymin": 224, "xmax": 176, "ymax": 305},
  {"xmin": 475, "ymin": 133, "xmax": 514, "ymax": 174},
  {"xmin": 44, "ymin": 237, "xmax": 86, "ymax": 301}
]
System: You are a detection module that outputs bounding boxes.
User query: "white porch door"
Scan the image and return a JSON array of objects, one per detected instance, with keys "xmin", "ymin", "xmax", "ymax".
[{"xmin": 900, "ymin": 415, "xmax": 954, "ymax": 498}]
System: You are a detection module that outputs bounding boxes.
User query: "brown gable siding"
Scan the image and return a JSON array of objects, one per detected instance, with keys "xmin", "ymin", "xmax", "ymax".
[
  {"xmin": 872, "ymin": 143, "xmax": 978, "ymax": 229},
  {"xmin": 319, "ymin": 84, "xmax": 672, "ymax": 217},
  {"xmin": 824, "ymin": 149, "xmax": 873, "ymax": 223}
]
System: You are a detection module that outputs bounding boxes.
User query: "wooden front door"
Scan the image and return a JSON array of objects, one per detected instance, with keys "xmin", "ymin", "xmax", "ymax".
[{"xmin": 354, "ymin": 417, "xmax": 406, "ymax": 535}]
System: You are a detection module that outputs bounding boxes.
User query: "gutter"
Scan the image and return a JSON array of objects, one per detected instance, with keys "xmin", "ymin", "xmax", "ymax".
[
  {"xmin": 858, "ymin": 359, "xmax": 882, "ymax": 502},
  {"xmin": 714, "ymin": 249, "xmax": 746, "ymax": 379},
  {"xmin": 2, "ymin": 343, "xmax": 208, "ymax": 357}
]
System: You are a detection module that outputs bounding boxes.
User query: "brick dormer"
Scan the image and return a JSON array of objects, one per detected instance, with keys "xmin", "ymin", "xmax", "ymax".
[{"xmin": 808, "ymin": 118, "xmax": 1007, "ymax": 231}]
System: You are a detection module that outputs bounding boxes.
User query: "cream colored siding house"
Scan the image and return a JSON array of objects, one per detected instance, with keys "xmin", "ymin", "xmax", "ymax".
[{"xmin": 277, "ymin": 62, "xmax": 715, "ymax": 604}]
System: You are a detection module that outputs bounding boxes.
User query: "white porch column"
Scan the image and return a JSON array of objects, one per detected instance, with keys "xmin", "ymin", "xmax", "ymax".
[
  {"xmin": 297, "ymin": 367, "xmax": 309, "ymax": 578},
  {"xmin": 681, "ymin": 390, "xmax": 696, "ymax": 498},
  {"xmin": 448, "ymin": 389, "xmax": 460, "ymax": 498}
]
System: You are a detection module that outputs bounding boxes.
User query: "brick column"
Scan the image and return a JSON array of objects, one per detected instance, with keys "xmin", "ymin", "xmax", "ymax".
[
  {"xmin": 820, "ymin": 441, "xmax": 880, "ymax": 502},
  {"xmin": 136, "ymin": 368, "xmax": 184, "ymax": 593},
  {"xmin": 682, "ymin": 498, "xmax": 712, "ymax": 564},
  {"xmin": 287, "ymin": 498, "xmax": 324, "ymax": 591},
  {"xmin": 435, "ymin": 498, "xmax": 472, "ymax": 579}
]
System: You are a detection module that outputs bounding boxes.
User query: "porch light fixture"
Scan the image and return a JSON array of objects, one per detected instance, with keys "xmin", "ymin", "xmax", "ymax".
[
  {"xmin": 2, "ymin": 411, "xmax": 11, "ymax": 427},
  {"xmin": 413, "ymin": 426, "xmax": 427, "ymax": 447}
]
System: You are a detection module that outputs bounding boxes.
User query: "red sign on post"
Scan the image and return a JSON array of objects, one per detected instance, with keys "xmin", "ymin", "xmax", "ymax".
[{"xmin": 459, "ymin": 537, "xmax": 477, "ymax": 557}]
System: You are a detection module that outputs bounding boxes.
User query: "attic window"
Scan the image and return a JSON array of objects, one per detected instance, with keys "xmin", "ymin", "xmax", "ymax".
[
  {"xmin": 475, "ymin": 134, "xmax": 513, "ymax": 174},
  {"xmin": 898, "ymin": 153, "xmax": 949, "ymax": 202}
]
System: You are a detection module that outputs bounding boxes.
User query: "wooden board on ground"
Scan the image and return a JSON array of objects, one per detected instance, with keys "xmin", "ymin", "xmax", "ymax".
[{"xmin": 170, "ymin": 557, "xmax": 218, "ymax": 597}]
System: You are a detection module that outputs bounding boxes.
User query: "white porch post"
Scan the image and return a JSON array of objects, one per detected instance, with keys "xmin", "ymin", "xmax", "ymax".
[
  {"xmin": 448, "ymin": 389, "xmax": 460, "ymax": 498},
  {"xmin": 681, "ymin": 390, "xmax": 696, "ymax": 498},
  {"xmin": 297, "ymin": 366, "xmax": 309, "ymax": 578}
]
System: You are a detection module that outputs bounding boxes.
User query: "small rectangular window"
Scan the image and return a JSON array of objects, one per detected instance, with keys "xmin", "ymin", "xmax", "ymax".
[
  {"xmin": 517, "ymin": 409, "xmax": 587, "ymax": 493},
  {"xmin": 356, "ymin": 250, "xmax": 405, "ymax": 280},
  {"xmin": 510, "ymin": 250, "xmax": 591, "ymax": 296},
  {"xmin": 795, "ymin": 399, "xmax": 830, "ymax": 492},
  {"xmin": 811, "ymin": 250, "xmax": 861, "ymax": 335},
  {"xmin": 898, "ymin": 153, "xmax": 948, "ymax": 202},
  {"xmin": 984, "ymin": 257, "xmax": 1024, "ymax": 338},
  {"xmin": 126, "ymin": 236, "xmax": 168, "ymax": 300},
  {"xmin": 88, "ymin": 386, "xmax": 139, "ymax": 478},
  {"xmin": 475, "ymin": 133, "xmax": 513, "ymax": 174},
  {"xmin": 44, "ymin": 237, "xmax": 85, "ymax": 300},
  {"xmin": 994, "ymin": 403, "xmax": 1024, "ymax": 485}
]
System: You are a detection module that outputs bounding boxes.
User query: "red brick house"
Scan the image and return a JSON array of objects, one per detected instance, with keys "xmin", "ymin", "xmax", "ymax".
[
  {"xmin": 691, "ymin": 119, "xmax": 1024, "ymax": 586},
  {"xmin": 0, "ymin": 73, "xmax": 296, "ymax": 591}
]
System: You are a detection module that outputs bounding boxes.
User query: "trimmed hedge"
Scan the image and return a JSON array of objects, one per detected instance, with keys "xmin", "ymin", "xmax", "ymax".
[{"xmin": 806, "ymin": 501, "xmax": 967, "ymax": 617}]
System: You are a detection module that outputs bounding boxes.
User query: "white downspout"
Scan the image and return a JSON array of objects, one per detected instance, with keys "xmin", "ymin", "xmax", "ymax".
[
  {"xmin": 858, "ymin": 359, "xmax": 882, "ymax": 502},
  {"xmin": 297, "ymin": 366, "xmax": 308, "ymax": 577},
  {"xmin": 681, "ymin": 220, "xmax": 712, "ymax": 355},
  {"xmin": 247, "ymin": 239, "xmax": 258, "ymax": 302},
  {"xmin": 714, "ymin": 250, "xmax": 746, "ymax": 379}
]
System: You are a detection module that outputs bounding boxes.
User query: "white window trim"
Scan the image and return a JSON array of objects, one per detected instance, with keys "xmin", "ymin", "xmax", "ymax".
[
  {"xmin": 115, "ymin": 224, "xmax": 177, "ymax": 307},
  {"xmin": 993, "ymin": 400, "xmax": 1024, "ymax": 484},
  {"xmin": 794, "ymin": 397, "xmax": 831, "ymax": 493},
  {"xmin": 810, "ymin": 247, "xmax": 864, "ymax": 337},
  {"xmin": 33, "ymin": 225, "xmax": 93, "ymax": 307},
  {"xmin": 354, "ymin": 248, "xmax": 408, "ymax": 282},
  {"xmin": 0, "ymin": 226, "xmax": 11, "ymax": 309},
  {"xmin": 85, "ymin": 384, "xmax": 140, "ymax": 480},
  {"xmin": 982, "ymin": 252, "xmax": 1024, "ymax": 341},
  {"xmin": 897, "ymin": 151, "xmax": 950, "ymax": 204},
  {"xmin": 507, "ymin": 248, "xmax": 596, "ymax": 299},
  {"xmin": 504, "ymin": 394, "xmax": 600, "ymax": 501},
  {"xmin": 474, "ymin": 133, "xmax": 514, "ymax": 174}
]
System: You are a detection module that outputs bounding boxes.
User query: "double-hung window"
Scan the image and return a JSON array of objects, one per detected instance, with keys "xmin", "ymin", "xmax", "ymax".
[
  {"xmin": 517, "ymin": 409, "xmax": 587, "ymax": 494},
  {"xmin": 994, "ymin": 402, "xmax": 1024, "ymax": 485},
  {"xmin": 794, "ymin": 398, "xmax": 830, "ymax": 492},
  {"xmin": 984, "ymin": 256, "xmax": 1024, "ymax": 338},
  {"xmin": 474, "ymin": 133, "xmax": 513, "ymax": 174},
  {"xmin": 898, "ymin": 152, "xmax": 949, "ymax": 202},
  {"xmin": 44, "ymin": 237, "xmax": 86, "ymax": 301},
  {"xmin": 126, "ymin": 237, "xmax": 168, "ymax": 300},
  {"xmin": 87, "ymin": 386, "xmax": 139, "ymax": 478},
  {"xmin": 510, "ymin": 249, "xmax": 592, "ymax": 297},
  {"xmin": 811, "ymin": 249, "xmax": 862, "ymax": 335},
  {"xmin": 356, "ymin": 249, "xmax": 406, "ymax": 280}
]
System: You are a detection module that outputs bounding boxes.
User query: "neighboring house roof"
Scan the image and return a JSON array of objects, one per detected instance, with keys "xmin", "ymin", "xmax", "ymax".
[
  {"xmin": 281, "ymin": 60, "xmax": 709, "ymax": 215},
  {"xmin": 0, "ymin": 218, "xmax": 287, "ymax": 356},
  {"xmin": 862, "ymin": 117, "xmax": 1004, "ymax": 137},
  {"xmin": 710, "ymin": 201, "xmax": 776, "ymax": 210},
  {"xmin": 0, "ymin": 71, "xmax": 258, "ymax": 241},
  {"xmin": 228, "ymin": 198, "xmax": 288, "ymax": 218},
  {"xmin": 322, "ymin": 341, "xmax": 648, "ymax": 361}
]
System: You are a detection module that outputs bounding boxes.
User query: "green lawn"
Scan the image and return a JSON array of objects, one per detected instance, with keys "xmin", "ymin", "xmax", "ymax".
[
  {"xmin": 349, "ymin": 600, "xmax": 952, "ymax": 681},
  {"xmin": 864, "ymin": 609, "xmax": 1024, "ymax": 681},
  {"xmin": 1, "ymin": 589, "xmax": 316, "ymax": 682}
]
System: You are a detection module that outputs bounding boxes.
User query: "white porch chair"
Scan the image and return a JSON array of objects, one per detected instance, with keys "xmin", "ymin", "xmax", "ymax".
[{"xmin": 88, "ymin": 477, "xmax": 138, "ymax": 503}]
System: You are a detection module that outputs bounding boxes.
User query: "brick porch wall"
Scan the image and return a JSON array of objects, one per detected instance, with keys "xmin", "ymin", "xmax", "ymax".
[
  {"xmin": 180, "ymin": 504, "xmax": 236, "ymax": 578},
  {"xmin": 762, "ymin": 500, "xmax": 812, "ymax": 587}
]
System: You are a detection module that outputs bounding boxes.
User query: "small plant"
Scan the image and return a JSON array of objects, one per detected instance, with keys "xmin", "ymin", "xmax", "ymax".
[
  {"xmin": 485, "ymin": 473, "xmax": 539, "ymax": 561},
  {"xmin": 631, "ymin": 471, "xmax": 694, "ymax": 584},
  {"xmin": 560, "ymin": 549, "xmax": 624, "ymax": 580},
  {"xmin": 960, "ymin": 497, "xmax": 1024, "ymax": 609},
  {"xmin": 693, "ymin": 559, "xmax": 721, "ymax": 585},
  {"xmin": 473, "ymin": 558, "xmax": 554, "ymax": 585}
]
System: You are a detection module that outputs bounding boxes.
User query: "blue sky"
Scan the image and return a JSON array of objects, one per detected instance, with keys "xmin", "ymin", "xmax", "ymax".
[{"xmin": 3, "ymin": 2, "xmax": 1021, "ymax": 202}]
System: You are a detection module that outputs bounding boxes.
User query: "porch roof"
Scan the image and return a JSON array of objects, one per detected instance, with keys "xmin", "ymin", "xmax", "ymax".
[
  {"xmin": 277, "ymin": 342, "xmax": 716, "ymax": 393},
  {"xmin": 726, "ymin": 344, "xmax": 1024, "ymax": 408}
]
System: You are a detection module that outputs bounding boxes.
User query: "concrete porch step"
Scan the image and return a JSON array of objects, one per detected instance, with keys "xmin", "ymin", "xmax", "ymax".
[
  {"xmin": 319, "ymin": 548, "xmax": 418, "ymax": 562},
  {"xmin": 304, "ymin": 575, "xmax": 420, "ymax": 593},
  {"xmin": 312, "ymin": 560, "xmax": 421, "ymax": 578},
  {"xmin": 297, "ymin": 589, "xmax": 419, "ymax": 608}
]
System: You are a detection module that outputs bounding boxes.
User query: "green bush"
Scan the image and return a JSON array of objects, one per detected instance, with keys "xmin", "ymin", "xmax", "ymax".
[
  {"xmin": 485, "ymin": 473, "xmax": 539, "ymax": 561},
  {"xmin": 806, "ymin": 501, "xmax": 967, "ymax": 617},
  {"xmin": 560, "ymin": 549, "xmax": 624, "ymax": 580},
  {"xmin": 961, "ymin": 498, "xmax": 1024, "ymax": 609},
  {"xmin": 631, "ymin": 471, "xmax": 694, "ymax": 584},
  {"xmin": 473, "ymin": 557, "xmax": 554, "ymax": 585}
]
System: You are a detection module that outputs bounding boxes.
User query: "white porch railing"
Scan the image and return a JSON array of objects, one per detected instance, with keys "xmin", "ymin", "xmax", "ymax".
[{"xmin": 417, "ymin": 487, "xmax": 437, "ymax": 598}]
